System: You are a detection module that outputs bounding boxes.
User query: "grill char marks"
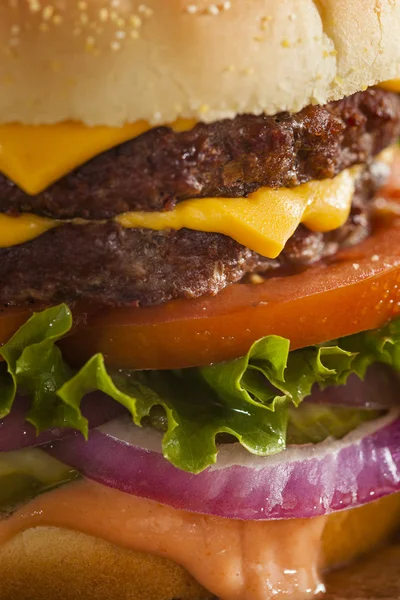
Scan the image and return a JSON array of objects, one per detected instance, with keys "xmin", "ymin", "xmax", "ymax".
[
  {"xmin": 0, "ymin": 89, "xmax": 400, "ymax": 220},
  {"xmin": 0, "ymin": 165, "xmax": 384, "ymax": 308}
]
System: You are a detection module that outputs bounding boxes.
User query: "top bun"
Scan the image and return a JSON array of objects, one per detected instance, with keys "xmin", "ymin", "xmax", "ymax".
[{"xmin": 1, "ymin": 0, "xmax": 400, "ymax": 126}]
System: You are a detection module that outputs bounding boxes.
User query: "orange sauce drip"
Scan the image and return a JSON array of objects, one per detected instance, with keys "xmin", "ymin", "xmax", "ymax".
[{"xmin": 0, "ymin": 480, "xmax": 327, "ymax": 600}]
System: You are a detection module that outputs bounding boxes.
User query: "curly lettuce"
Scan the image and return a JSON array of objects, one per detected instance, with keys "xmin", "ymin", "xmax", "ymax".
[{"xmin": 0, "ymin": 305, "xmax": 397, "ymax": 473}]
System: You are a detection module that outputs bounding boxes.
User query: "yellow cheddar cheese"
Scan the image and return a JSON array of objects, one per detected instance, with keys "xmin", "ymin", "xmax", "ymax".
[
  {"xmin": 0, "ymin": 119, "xmax": 196, "ymax": 196},
  {"xmin": 0, "ymin": 166, "xmax": 360, "ymax": 257},
  {"xmin": 379, "ymin": 79, "xmax": 400, "ymax": 93},
  {"xmin": 117, "ymin": 166, "xmax": 360, "ymax": 258},
  {"xmin": 0, "ymin": 213, "xmax": 57, "ymax": 248}
]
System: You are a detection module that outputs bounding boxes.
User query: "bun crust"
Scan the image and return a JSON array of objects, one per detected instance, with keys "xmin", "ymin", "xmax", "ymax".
[{"xmin": 1, "ymin": 0, "xmax": 400, "ymax": 126}]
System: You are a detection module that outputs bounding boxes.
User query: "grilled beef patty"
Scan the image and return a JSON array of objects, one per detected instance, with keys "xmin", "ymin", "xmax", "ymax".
[
  {"xmin": 1, "ymin": 89, "xmax": 399, "ymax": 220},
  {"xmin": 0, "ymin": 164, "xmax": 385, "ymax": 307}
]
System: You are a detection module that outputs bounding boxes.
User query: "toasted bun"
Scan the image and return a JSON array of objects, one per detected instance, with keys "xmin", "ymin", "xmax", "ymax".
[
  {"xmin": 0, "ymin": 494, "xmax": 399, "ymax": 600},
  {"xmin": 1, "ymin": 0, "xmax": 400, "ymax": 126}
]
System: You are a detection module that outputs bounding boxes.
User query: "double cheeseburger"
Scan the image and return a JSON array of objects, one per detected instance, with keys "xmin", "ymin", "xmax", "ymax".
[{"xmin": 0, "ymin": 1, "xmax": 400, "ymax": 599}]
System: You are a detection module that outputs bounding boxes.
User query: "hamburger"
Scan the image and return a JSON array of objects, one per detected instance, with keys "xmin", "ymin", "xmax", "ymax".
[{"xmin": 0, "ymin": 1, "xmax": 400, "ymax": 599}]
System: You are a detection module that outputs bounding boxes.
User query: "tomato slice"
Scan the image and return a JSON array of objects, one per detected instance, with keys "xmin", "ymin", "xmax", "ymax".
[{"xmin": 0, "ymin": 306, "xmax": 34, "ymax": 347}]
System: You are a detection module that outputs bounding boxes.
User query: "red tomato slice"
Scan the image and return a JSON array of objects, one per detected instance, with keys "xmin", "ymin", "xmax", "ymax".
[{"xmin": 0, "ymin": 306, "xmax": 34, "ymax": 347}]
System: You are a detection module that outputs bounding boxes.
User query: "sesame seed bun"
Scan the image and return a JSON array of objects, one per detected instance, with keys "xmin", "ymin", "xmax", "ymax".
[
  {"xmin": 1, "ymin": 0, "xmax": 400, "ymax": 126},
  {"xmin": 0, "ymin": 494, "xmax": 399, "ymax": 600}
]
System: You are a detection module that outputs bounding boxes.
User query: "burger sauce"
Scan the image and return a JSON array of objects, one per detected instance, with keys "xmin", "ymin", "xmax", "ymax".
[{"xmin": 0, "ymin": 479, "xmax": 326, "ymax": 600}]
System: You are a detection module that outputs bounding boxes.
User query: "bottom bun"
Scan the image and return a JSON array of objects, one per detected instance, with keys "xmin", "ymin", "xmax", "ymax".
[
  {"xmin": 0, "ymin": 527, "xmax": 210, "ymax": 600},
  {"xmin": 325, "ymin": 543, "xmax": 400, "ymax": 600},
  {"xmin": 0, "ymin": 493, "xmax": 399, "ymax": 600}
]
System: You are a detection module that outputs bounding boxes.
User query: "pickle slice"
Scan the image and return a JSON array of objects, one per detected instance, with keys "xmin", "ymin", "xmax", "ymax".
[
  {"xmin": 0, "ymin": 448, "xmax": 78, "ymax": 513},
  {"xmin": 287, "ymin": 404, "xmax": 382, "ymax": 445}
]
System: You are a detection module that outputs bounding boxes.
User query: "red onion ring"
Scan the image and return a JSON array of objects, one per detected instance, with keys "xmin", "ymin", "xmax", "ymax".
[
  {"xmin": 0, "ymin": 393, "xmax": 126, "ymax": 452},
  {"xmin": 45, "ymin": 412, "xmax": 400, "ymax": 520}
]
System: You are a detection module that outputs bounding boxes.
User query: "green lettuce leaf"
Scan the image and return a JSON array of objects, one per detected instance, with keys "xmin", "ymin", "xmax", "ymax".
[{"xmin": 0, "ymin": 304, "xmax": 399, "ymax": 473}]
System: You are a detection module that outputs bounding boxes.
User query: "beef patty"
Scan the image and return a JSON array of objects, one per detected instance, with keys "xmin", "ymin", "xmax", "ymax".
[
  {"xmin": 0, "ymin": 164, "xmax": 386, "ymax": 307},
  {"xmin": 1, "ymin": 89, "xmax": 400, "ymax": 220}
]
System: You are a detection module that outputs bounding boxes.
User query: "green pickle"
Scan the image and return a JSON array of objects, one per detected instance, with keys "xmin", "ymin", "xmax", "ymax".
[
  {"xmin": 287, "ymin": 404, "xmax": 383, "ymax": 445},
  {"xmin": 0, "ymin": 447, "xmax": 79, "ymax": 513}
]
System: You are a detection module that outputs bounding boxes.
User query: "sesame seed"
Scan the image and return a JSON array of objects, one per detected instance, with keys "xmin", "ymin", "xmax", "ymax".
[
  {"xmin": 42, "ymin": 6, "xmax": 54, "ymax": 20},
  {"xmin": 99, "ymin": 8, "xmax": 109, "ymax": 22},
  {"xmin": 199, "ymin": 104, "xmax": 210, "ymax": 114},
  {"xmin": 85, "ymin": 35, "xmax": 96, "ymax": 49},
  {"xmin": 207, "ymin": 4, "xmax": 220, "ymax": 15},
  {"xmin": 130, "ymin": 15, "xmax": 142, "ymax": 28},
  {"xmin": 28, "ymin": 0, "xmax": 41, "ymax": 13},
  {"xmin": 260, "ymin": 15, "xmax": 272, "ymax": 30},
  {"xmin": 138, "ymin": 4, "xmax": 153, "ymax": 17}
]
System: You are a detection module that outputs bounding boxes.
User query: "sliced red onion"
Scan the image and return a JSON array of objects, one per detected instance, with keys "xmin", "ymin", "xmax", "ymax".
[
  {"xmin": 0, "ymin": 393, "xmax": 126, "ymax": 452},
  {"xmin": 305, "ymin": 365, "xmax": 400, "ymax": 410},
  {"xmin": 45, "ymin": 411, "xmax": 400, "ymax": 520}
]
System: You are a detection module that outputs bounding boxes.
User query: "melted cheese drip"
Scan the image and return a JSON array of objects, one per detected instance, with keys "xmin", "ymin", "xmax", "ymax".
[
  {"xmin": 0, "ymin": 119, "xmax": 196, "ymax": 195},
  {"xmin": 0, "ymin": 479, "xmax": 326, "ymax": 600},
  {"xmin": 0, "ymin": 166, "xmax": 359, "ymax": 258}
]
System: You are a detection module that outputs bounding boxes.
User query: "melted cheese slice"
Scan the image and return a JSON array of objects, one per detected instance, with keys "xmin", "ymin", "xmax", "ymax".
[
  {"xmin": 0, "ymin": 119, "xmax": 196, "ymax": 195},
  {"xmin": 379, "ymin": 79, "xmax": 400, "ymax": 93},
  {"xmin": 117, "ymin": 166, "xmax": 359, "ymax": 258},
  {"xmin": 0, "ymin": 213, "xmax": 56, "ymax": 247},
  {"xmin": 0, "ymin": 165, "xmax": 359, "ymax": 258}
]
